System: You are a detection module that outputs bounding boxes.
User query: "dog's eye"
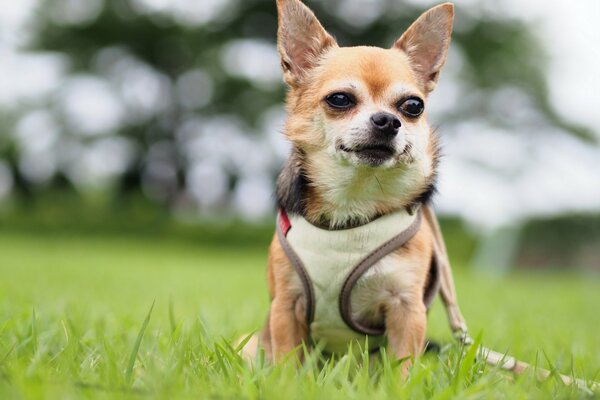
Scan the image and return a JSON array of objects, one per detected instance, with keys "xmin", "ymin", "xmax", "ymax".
[
  {"xmin": 325, "ymin": 93, "xmax": 354, "ymax": 109},
  {"xmin": 398, "ymin": 97, "xmax": 424, "ymax": 117}
]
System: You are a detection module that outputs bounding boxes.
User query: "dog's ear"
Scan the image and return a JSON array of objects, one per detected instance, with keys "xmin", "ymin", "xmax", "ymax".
[
  {"xmin": 276, "ymin": 0, "xmax": 337, "ymax": 86},
  {"xmin": 393, "ymin": 3, "xmax": 454, "ymax": 93}
]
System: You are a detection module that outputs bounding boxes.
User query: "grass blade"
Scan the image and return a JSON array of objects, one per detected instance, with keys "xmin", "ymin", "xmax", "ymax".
[
  {"xmin": 125, "ymin": 300, "xmax": 155, "ymax": 384},
  {"xmin": 168, "ymin": 297, "xmax": 177, "ymax": 335},
  {"xmin": 0, "ymin": 342, "xmax": 17, "ymax": 367},
  {"xmin": 31, "ymin": 307, "xmax": 38, "ymax": 354},
  {"xmin": 234, "ymin": 332, "xmax": 255, "ymax": 353}
]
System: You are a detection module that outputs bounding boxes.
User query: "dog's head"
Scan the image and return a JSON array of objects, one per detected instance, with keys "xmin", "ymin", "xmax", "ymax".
[{"xmin": 276, "ymin": 0, "xmax": 454, "ymax": 225}]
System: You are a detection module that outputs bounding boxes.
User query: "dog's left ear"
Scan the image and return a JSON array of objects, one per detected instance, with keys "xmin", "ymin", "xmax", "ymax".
[{"xmin": 393, "ymin": 3, "xmax": 454, "ymax": 93}]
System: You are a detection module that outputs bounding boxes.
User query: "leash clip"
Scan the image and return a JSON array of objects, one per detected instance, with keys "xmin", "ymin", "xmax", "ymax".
[{"xmin": 454, "ymin": 329, "xmax": 474, "ymax": 346}]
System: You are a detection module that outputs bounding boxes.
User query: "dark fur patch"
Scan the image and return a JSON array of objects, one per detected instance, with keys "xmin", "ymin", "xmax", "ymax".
[
  {"xmin": 412, "ymin": 182, "xmax": 437, "ymax": 207},
  {"xmin": 424, "ymin": 339, "xmax": 441, "ymax": 354},
  {"xmin": 276, "ymin": 147, "xmax": 309, "ymax": 215}
]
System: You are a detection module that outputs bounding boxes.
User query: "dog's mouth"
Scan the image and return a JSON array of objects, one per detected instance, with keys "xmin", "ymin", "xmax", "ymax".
[{"xmin": 339, "ymin": 144, "xmax": 396, "ymax": 164}]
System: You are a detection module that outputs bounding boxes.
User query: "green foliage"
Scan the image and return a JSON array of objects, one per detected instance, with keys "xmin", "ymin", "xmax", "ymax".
[
  {"xmin": 2, "ymin": 0, "xmax": 594, "ymax": 204},
  {"xmin": 0, "ymin": 191, "xmax": 275, "ymax": 249},
  {"xmin": 507, "ymin": 213, "xmax": 600, "ymax": 271}
]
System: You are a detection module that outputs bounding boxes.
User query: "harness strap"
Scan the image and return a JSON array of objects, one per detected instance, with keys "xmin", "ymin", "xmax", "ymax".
[
  {"xmin": 276, "ymin": 209, "xmax": 315, "ymax": 324},
  {"xmin": 338, "ymin": 210, "xmax": 423, "ymax": 336}
]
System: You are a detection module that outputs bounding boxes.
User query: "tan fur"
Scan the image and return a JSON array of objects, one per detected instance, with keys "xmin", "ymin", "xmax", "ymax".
[
  {"xmin": 281, "ymin": 44, "xmax": 443, "ymax": 227},
  {"xmin": 264, "ymin": 234, "xmax": 308, "ymax": 361},
  {"xmin": 243, "ymin": 0, "xmax": 456, "ymax": 379},
  {"xmin": 381, "ymin": 215, "xmax": 434, "ymax": 373}
]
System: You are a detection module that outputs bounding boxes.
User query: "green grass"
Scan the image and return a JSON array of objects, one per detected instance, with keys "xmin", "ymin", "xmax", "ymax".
[{"xmin": 0, "ymin": 230, "xmax": 599, "ymax": 399}]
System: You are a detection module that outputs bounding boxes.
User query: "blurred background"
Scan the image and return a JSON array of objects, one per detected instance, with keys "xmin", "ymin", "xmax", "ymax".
[{"xmin": 1, "ymin": 0, "xmax": 599, "ymax": 272}]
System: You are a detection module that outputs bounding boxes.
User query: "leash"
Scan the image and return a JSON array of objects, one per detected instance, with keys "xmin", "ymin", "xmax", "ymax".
[
  {"xmin": 452, "ymin": 330, "xmax": 598, "ymax": 392},
  {"xmin": 424, "ymin": 203, "xmax": 599, "ymax": 392}
]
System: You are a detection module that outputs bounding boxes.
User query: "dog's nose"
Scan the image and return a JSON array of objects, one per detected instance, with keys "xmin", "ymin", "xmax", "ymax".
[{"xmin": 370, "ymin": 112, "xmax": 401, "ymax": 137}]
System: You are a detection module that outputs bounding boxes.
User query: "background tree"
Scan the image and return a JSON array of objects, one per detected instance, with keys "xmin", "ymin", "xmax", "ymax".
[{"xmin": 0, "ymin": 0, "xmax": 596, "ymax": 223}]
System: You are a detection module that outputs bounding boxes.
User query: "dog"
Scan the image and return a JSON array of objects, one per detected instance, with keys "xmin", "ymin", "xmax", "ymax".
[
  {"xmin": 242, "ymin": 0, "xmax": 468, "ymax": 376},
  {"xmin": 239, "ymin": 1, "xmax": 599, "ymax": 389}
]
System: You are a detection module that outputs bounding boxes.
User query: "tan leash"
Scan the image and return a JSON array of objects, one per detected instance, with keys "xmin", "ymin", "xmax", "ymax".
[
  {"xmin": 455, "ymin": 332, "xmax": 598, "ymax": 392},
  {"xmin": 424, "ymin": 205, "xmax": 599, "ymax": 392}
]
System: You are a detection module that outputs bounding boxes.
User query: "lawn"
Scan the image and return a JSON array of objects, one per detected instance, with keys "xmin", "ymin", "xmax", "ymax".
[{"xmin": 0, "ymin": 228, "xmax": 598, "ymax": 399}]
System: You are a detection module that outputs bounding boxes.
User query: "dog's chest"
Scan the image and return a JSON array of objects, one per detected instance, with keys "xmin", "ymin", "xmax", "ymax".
[{"xmin": 286, "ymin": 211, "xmax": 421, "ymax": 353}]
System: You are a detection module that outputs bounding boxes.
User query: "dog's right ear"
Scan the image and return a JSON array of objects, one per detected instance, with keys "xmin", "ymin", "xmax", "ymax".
[
  {"xmin": 393, "ymin": 3, "xmax": 454, "ymax": 93},
  {"xmin": 277, "ymin": 0, "xmax": 337, "ymax": 86}
]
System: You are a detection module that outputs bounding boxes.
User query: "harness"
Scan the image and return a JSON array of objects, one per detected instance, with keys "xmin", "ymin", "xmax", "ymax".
[
  {"xmin": 274, "ymin": 206, "xmax": 598, "ymax": 391},
  {"xmin": 276, "ymin": 207, "xmax": 440, "ymax": 353}
]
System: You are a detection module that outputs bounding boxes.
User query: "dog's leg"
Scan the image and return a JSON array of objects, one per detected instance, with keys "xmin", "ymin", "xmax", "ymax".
[
  {"xmin": 242, "ymin": 296, "xmax": 307, "ymax": 364},
  {"xmin": 239, "ymin": 314, "xmax": 273, "ymax": 363},
  {"xmin": 269, "ymin": 294, "xmax": 307, "ymax": 362},
  {"xmin": 385, "ymin": 300, "xmax": 427, "ymax": 377},
  {"xmin": 422, "ymin": 204, "xmax": 468, "ymax": 334}
]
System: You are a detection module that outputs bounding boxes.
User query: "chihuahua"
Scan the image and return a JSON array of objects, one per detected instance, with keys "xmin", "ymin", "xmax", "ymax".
[
  {"xmin": 239, "ymin": 1, "xmax": 599, "ymax": 389},
  {"xmin": 242, "ymin": 0, "xmax": 468, "ymax": 375}
]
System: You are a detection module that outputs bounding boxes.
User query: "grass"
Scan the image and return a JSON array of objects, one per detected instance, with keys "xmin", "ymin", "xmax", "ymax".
[{"xmin": 0, "ymin": 229, "xmax": 599, "ymax": 399}]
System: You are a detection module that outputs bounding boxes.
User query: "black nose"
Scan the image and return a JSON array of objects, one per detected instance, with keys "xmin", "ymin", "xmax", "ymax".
[{"xmin": 370, "ymin": 112, "xmax": 401, "ymax": 137}]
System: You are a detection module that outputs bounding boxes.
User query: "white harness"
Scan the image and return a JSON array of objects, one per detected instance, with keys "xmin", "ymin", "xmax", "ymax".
[{"xmin": 277, "ymin": 207, "xmax": 439, "ymax": 354}]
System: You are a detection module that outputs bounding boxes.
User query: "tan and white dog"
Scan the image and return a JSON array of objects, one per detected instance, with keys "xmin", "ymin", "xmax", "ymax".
[
  {"xmin": 242, "ymin": 0, "xmax": 467, "ymax": 376},
  {"xmin": 240, "ymin": 1, "xmax": 597, "ymax": 389}
]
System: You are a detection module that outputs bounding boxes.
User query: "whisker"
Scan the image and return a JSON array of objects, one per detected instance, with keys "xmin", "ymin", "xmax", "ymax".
[{"xmin": 374, "ymin": 174, "xmax": 385, "ymax": 195}]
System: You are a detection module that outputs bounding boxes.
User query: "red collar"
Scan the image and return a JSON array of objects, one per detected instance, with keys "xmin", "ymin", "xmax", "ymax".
[{"xmin": 278, "ymin": 209, "xmax": 292, "ymax": 236}]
